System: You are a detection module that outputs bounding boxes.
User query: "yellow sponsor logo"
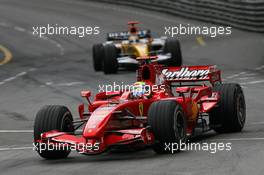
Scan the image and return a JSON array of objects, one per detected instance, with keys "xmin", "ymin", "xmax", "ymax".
[
  {"xmin": 139, "ymin": 102, "xmax": 144, "ymax": 116},
  {"xmin": 190, "ymin": 101, "xmax": 199, "ymax": 121}
]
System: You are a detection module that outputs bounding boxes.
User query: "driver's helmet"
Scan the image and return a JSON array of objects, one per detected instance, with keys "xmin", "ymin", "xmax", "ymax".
[
  {"xmin": 128, "ymin": 35, "xmax": 139, "ymax": 43},
  {"xmin": 132, "ymin": 81, "xmax": 150, "ymax": 98}
]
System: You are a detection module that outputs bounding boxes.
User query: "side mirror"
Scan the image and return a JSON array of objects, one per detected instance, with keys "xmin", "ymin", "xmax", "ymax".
[
  {"xmin": 81, "ymin": 90, "xmax": 91, "ymax": 98},
  {"xmin": 81, "ymin": 91, "xmax": 92, "ymax": 106}
]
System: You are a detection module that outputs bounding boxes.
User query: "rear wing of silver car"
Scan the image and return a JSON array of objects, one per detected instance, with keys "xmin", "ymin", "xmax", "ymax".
[{"xmin": 107, "ymin": 30, "xmax": 151, "ymax": 41}]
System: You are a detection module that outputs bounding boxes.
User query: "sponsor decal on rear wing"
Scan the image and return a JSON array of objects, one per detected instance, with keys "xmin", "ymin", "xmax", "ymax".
[
  {"xmin": 162, "ymin": 65, "xmax": 221, "ymax": 84},
  {"xmin": 107, "ymin": 30, "xmax": 150, "ymax": 41}
]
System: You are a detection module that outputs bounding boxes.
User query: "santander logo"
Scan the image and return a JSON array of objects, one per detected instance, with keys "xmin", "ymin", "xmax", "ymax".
[{"xmin": 162, "ymin": 67, "xmax": 210, "ymax": 80}]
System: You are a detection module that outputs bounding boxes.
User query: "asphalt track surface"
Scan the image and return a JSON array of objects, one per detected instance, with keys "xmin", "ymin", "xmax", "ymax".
[{"xmin": 0, "ymin": 0, "xmax": 263, "ymax": 174}]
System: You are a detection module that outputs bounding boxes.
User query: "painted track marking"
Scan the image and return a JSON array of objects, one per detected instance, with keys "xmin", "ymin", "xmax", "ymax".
[
  {"xmin": 196, "ymin": 36, "xmax": 206, "ymax": 46},
  {"xmin": 0, "ymin": 130, "xmax": 33, "ymax": 133},
  {"xmin": 224, "ymin": 65, "xmax": 264, "ymax": 86},
  {"xmin": 0, "ymin": 68, "xmax": 36, "ymax": 86},
  {"xmin": 0, "ymin": 147, "xmax": 32, "ymax": 151},
  {"xmin": 241, "ymin": 80, "xmax": 264, "ymax": 85},
  {"xmin": 0, "ymin": 22, "xmax": 64, "ymax": 56},
  {"xmin": 213, "ymin": 138, "xmax": 264, "ymax": 141},
  {"xmin": 0, "ymin": 45, "xmax": 12, "ymax": 65}
]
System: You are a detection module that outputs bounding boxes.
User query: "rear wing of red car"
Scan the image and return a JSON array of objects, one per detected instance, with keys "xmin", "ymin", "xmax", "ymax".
[{"xmin": 162, "ymin": 65, "xmax": 221, "ymax": 85}]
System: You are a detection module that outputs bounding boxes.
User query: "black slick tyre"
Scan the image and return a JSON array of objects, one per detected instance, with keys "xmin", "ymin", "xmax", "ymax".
[
  {"xmin": 163, "ymin": 39, "xmax": 182, "ymax": 66},
  {"xmin": 148, "ymin": 100, "xmax": 187, "ymax": 154},
  {"xmin": 209, "ymin": 83, "xmax": 246, "ymax": 133},
  {"xmin": 34, "ymin": 105, "xmax": 74, "ymax": 159}
]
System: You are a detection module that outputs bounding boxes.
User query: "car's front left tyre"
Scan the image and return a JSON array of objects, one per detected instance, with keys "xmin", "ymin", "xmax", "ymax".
[{"xmin": 148, "ymin": 100, "xmax": 187, "ymax": 154}]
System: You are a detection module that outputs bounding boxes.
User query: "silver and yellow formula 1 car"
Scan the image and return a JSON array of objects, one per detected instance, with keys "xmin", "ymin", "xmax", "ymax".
[{"xmin": 92, "ymin": 21, "xmax": 182, "ymax": 74}]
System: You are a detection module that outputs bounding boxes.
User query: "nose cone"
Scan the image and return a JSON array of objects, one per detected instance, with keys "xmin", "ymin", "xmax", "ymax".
[
  {"xmin": 83, "ymin": 106, "xmax": 115, "ymax": 138},
  {"xmin": 134, "ymin": 44, "xmax": 148, "ymax": 57}
]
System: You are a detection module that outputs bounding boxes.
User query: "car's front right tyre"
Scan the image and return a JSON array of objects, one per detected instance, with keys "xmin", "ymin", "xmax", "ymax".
[
  {"xmin": 34, "ymin": 105, "xmax": 74, "ymax": 159},
  {"xmin": 92, "ymin": 44, "xmax": 104, "ymax": 71},
  {"xmin": 102, "ymin": 44, "xmax": 118, "ymax": 74}
]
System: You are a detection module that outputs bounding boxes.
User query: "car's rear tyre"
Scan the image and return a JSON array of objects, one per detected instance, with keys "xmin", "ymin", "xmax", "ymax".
[
  {"xmin": 209, "ymin": 83, "xmax": 246, "ymax": 133},
  {"xmin": 103, "ymin": 44, "xmax": 118, "ymax": 74},
  {"xmin": 92, "ymin": 44, "xmax": 103, "ymax": 71},
  {"xmin": 148, "ymin": 100, "xmax": 187, "ymax": 154},
  {"xmin": 163, "ymin": 39, "xmax": 182, "ymax": 66},
  {"xmin": 34, "ymin": 105, "xmax": 74, "ymax": 159}
]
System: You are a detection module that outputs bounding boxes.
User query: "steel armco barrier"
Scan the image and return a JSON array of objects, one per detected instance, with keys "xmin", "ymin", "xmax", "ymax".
[{"xmin": 89, "ymin": 0, "xmax": 264, "ymax": 32}]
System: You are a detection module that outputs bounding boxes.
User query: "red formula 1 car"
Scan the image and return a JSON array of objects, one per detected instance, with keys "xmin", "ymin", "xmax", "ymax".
[{"xmin": 34, "ymin": 56, "xmax": 246, "ymax": 159}]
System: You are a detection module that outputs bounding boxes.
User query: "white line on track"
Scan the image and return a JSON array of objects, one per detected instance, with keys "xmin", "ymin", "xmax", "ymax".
[
  {"xmin": 225, "ymin": 72, "xmax": 246, "ymax": 79},
  {"xmin": 0, "ymin": 22, "xmax": 8, "ymax": 27},
  {"xmin": 0, "ymin": 130, "xmax": 33, "ymax": 133},
  {"xmin": 241, "ymin": 80, "xmax": 264, "ymax": 85},
  {"xmin": 56, "ymin": 81, "xmax": 84, "ymax": 87},
  {"xmin": 249, "ymin": 122, "xmax": 264, "ymax": 125},
  {"xmin": 0, "ymin": 68, "xmax": 35, "ymax": 86},
  {"xmin": 243, "ymin": 73, "xmax": 257, "ymax": 77},
  {"xmin": 224, "ymin": 65, "xmax": 264, "ymax": 85},
  {"xmin": 240, "ymin": 85, "xmax": 248, "ymax": 89},
  {"xmin": 40, "ymin": 36, "xmax": 65, "ymax": 55},
  {"xmin": 213, "ymin": 138, "xmax": 264, "ymax": 141},
  {"xmin": 254, "ymin": 65, "xmax": 264, "ymax": 71},
  {"xmin": 0, "ymin": 147, "xmax": 32, "ymax": 151},
  {"xmin": 238, "ymin": 77, "xmax": 252, "ymax": 80},
  {"xmin": 0, "ymin": 21, "xmax": 64, "ymax": 56},
  {"xmin": 14, "ymin": 26, "xmax": 26, "ymax": 32},
  {"xmin": 40, "ymin": 81, "xmax": 84, "ymax": 87}
]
